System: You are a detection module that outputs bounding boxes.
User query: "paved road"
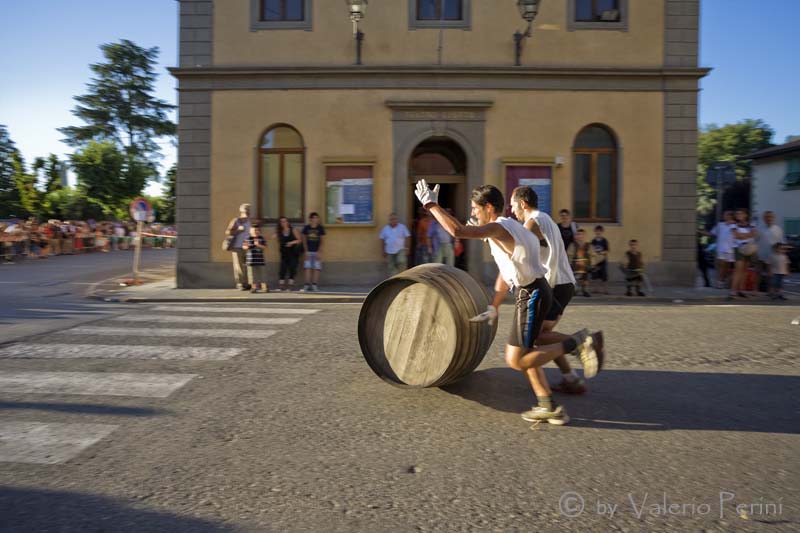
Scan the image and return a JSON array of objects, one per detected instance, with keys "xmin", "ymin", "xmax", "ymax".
[
  {"xmin": 0, "ymin": 249, "xmax": 175, "ymax": 344},
  {"xmin": 0, "ymin": 298, "xmax": 797, "ymax": 531}
]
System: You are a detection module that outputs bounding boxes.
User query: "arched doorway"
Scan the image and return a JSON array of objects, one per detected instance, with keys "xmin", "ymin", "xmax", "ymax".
[{"xmin": 407, "ymin": 137, "xmax": 468, "ymax": 270}]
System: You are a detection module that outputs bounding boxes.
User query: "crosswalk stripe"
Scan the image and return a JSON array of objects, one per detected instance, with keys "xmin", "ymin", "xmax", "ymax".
[
  {"xmin": 0, "ymin": 371, "xmax": 196, "ymax": 398},
  {"xmin": 150, "ymin": 305, "xmax": 320, "ymax": 315},
  {"xmin": 62, "ymin": 327, "xmax": 276, "ymax": 339},
  {"xmin": 0, "ymin": 344, "xmax": 244, "ymax": 361},
  {"xmin": 0, "ymin": 421, "xmax": 118, "ymax": 464},
  {"xmin": 111, "ymin": 315, "xmax": 301, "ymax": 325}
]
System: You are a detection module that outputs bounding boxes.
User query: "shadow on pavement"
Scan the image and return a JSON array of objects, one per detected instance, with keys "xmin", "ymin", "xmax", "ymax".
[
  {"xmin": 0, "ymin": 401, "xmax": 166, "ymax": 417},
  {"xmin": 442, "ymin": 368, "xmax": 800, "ymax": 434},
  {"xmin": 0, "ymin": 487, "xmax": 234, "ymax": 532}
]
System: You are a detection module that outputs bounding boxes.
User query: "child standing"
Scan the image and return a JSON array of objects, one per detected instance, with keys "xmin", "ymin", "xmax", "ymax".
[
  {"xmin": 301, "ymin": 212, "xmax": 326, "ymax": 292},
  {"xmin": 243, "ymin": 226, "xmax": 268, "ymax": 293},
  {"xmin": 571, "ymin": 228, "xmax": 592, "ymax": 297},
  {"xmin": 623, "ymin": 239, "xmax": 646, "ymax": 296},
  {"xmin": 591, "ymin": 225, "xmax": 609, "ymax": 294},
  {"xmin": 769, "ymin": 243, "xmax": 789, "ymax": 301}
]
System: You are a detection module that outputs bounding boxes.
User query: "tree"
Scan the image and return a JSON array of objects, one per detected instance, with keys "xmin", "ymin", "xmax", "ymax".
[
  {"xmin": 11, "ymin": 152, "xmax": 41, "ymax": 218},
  {"xmin": 159, "ymin": 163, "xmax": 177, "ymax": 224},
  {"xmin": 696, "ymin": 119, "xmax": 774, "ymax": 221},
  {"xmin": 33, "ymin": 154, "xmax": 65, "ymax": 194},
  {"xmin": 58, "ymin": 39, "xmax": 176, "ymax": 204},
  {"xmin": 0, "ymin": 125, "xmax": 24, "ymax": 217},
  {"xmin": 70, "ymin": 141, "xmax": 126, "ymax": 218}
]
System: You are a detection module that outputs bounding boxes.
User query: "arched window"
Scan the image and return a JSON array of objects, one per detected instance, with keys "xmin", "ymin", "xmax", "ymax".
[
  {"xmin": 258, "ymin": 125, "xmax": 305, "ymax": 222},
  {"xmin": 573, "ymin": 124, "xmax": 618, "ymax": 222}
]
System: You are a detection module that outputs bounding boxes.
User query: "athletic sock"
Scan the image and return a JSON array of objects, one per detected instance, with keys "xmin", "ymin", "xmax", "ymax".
[
  {"xmin": 537, "ymin": 396, "xmax": 555, "ymax": 411},
  {"xmin": 562, "ymin": 337, "xmax": 578, "ymax": 354}
]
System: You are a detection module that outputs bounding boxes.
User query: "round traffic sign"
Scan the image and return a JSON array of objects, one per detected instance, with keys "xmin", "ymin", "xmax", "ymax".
[{"xmin": 130, "ymin": 197, "xmax": 152, "ymax": 222}]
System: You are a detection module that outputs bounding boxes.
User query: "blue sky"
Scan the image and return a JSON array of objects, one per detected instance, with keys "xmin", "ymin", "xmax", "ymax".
[{"xmin": 1, "ymin": 0, "xmax": 798, "ymax": 196}]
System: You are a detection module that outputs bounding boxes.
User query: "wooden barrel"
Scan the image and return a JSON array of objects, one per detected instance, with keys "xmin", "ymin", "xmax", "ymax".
[{"xmin": 358, "ymin": 264, "xmax": 497, "ymax": 388}]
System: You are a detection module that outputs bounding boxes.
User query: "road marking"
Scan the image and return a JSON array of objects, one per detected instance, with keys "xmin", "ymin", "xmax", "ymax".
[
  {"xmin": 150, "ymin": 305, "xmax": 320, "ymax": 315},
  {"xmin": 0, "ymin": 421, "xmax": 118, "ymax": 464},
  {"xmin": 111, "ymin": 315, "xmax": 301, "ymax": 325},
  {"xmin": 62, "ymin": 327, "xmax": 276, "ymax": 339},
  {"xmin": 0, "ymin": 343, "xmax": 244, "ymax": 361},
  {"xmin": 0, "ymin": 371, "xmax": 196, "ymax": 398}
]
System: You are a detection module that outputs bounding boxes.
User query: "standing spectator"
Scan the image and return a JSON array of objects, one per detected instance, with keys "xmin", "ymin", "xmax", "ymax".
[
  {"xmin": 225, "ymin": 203, "xmax": 252, "ymax": 290},
  {"xmin": 301, "ymin": 212, "xmax": 326, "ymax": 292},
  {"xmin": 769, "ymin": 243, "xmax": 790, "ymax": 301},
  {"xmin": 274, "ymin": 216, "xmax": 303, "ymax": 291},
  {"xmin": 427, "ymin": 209, "xmax": 455, "ymax": 266},
  {"xmin": 379, "ymin": 212, "xmax": 411, "ymax": 276},
  {"xmin": 711, "ymin": 210, "xmax": 735, "ymax": 289},
  {"xmin": 413, "ymin": 208, "xmax": 432, "ymax": 266},
  {"xmin": 757, "ymin": 211, "xmax": 784, "ymax": 290},
  {"xmin": 590, "ymin": 225, "xmax": 609, "ymax": 294},
  {"xmin": 729, "ymin": 208, "xmax": 758, "ymax": 299},
  {"xmin": 243, "ymin": 226, "xmax": 268, "ymax": 293},
  {"xmin": 570, "ymin": 228, "xmax": 592, "ymax": 297},
  {"xmin": 557, "ymin": 209, "xmax": 578, "ymax": 250},
  {"xmin": 623, "ymin": 239, "xmax": 646, "ymax": 296}
]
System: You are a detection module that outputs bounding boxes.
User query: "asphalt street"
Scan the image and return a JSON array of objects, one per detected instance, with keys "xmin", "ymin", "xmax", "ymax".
[
  {"xmin": 0, "ymin": 271, "xmax": 798, "ymax": 531},
  {"xmin": 0, "ymin": 249, "xmax": 175, "ymax": 344}
]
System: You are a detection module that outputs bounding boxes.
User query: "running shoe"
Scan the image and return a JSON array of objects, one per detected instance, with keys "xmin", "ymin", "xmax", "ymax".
[
  {"xmin": 520, "ymin": 405, "xmax": 570, "ymax": 425},
  {"xmin": 553, "ymin": 377, "xmax": 587, "ymax": 394}
]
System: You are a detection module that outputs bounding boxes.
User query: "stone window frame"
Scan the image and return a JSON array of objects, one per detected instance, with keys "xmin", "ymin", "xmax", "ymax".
[
  {"xmin": 567, "ymin": 0, "xmax": 628, "ymax": 32},
  {"xmin": 250, "ymin": 0, "xmax": 313, "ymax": 31},
  {"xmin": 572, "ymin": 123, "xmax": 620, "ymax": 223},
  {"xmin": 409, "ymin": 0, "xmax": 471, "ymax": 30}
]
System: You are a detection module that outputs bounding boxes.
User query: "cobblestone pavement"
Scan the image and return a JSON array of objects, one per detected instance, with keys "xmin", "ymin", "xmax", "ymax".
[{"xmin": 0, "ymin": 302, "xmax": 797, "ymax": 531}]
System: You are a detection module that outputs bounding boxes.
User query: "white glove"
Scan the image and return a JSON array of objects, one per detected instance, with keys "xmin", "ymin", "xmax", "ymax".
[
  {"xmin": 469, "ymin": 305, "xmax": 498, "ymax": 326},
  {"xmin": 414, "ymin": 179, "xmax": 440, "ymax": 208}
]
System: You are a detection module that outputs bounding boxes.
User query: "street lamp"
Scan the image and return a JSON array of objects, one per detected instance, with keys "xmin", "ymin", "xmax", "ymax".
[
  {"xmin": 514, "ymin": 0, "xmax": 541, "ymax": 66},
  {"xmin": 346, "ymin": 0, "xmax": 368, "ymax": 65}
]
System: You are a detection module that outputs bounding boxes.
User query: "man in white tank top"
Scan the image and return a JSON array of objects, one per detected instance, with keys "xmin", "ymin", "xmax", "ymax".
[
  {"xmin": 415, "ymin": 180, "xmax": 605, "ymax": 425},
  {"xmin": 511, "ymin": 186, "xmax": 600, "ymax": 397}
]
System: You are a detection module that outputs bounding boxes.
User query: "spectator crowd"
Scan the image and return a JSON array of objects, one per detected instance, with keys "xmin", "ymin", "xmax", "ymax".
[{"xmin": 0, "ymin": 218, "xmax": 176, "ymax": 263}]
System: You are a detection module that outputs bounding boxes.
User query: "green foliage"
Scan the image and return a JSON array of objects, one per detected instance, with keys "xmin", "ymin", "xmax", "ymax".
[
  {"xmin": 12, "ymin": 152, "xmax": 40, "ymax": 217},
  {"xmin": 70, "ymin": 140, "xmax": 126, "ymax": 217},
  {"xmin": 58, "ymin": 39, "xmax": 175, "ymax": 207},
  {"xmin": 41, "ymin": 187, "xmax": 90, "ymax": 221},
  {"xmin": 159, "ymin": 163, "xmax": 177, "ymax": 223},
  {"xmin": 0, "ymin": 125, "xmax": 24, "ymax": 217},
  {"xmin": 696, "ymin": 119, "xmax": 774, "ymax": 217}
]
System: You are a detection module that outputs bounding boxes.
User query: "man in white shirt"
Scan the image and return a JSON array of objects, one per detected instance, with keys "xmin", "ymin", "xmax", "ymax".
[
  {"xmin": 710, "ymin": 210, "xmax": 735, "ymax": 288},
  {"xmin": 757, "ymin": 211, "xmax": 784, "ymax": 277},
  {"xmin": 378, "ymin": 213, "xmax": 411, "ymax": 276},
  {"xmin": 414, "ymin": 179, "xmax": 604, "ymax": 425},
  {"xmin": 511, "ymin": 186, "xmax": 589, "ymax": 395}
]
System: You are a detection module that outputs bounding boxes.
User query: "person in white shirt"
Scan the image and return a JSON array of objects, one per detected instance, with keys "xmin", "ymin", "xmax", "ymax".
[
  {"xmin": 757, "ymin": 211, "xmax": 785, "ymax": 281},
  {"xmin": 711, "ymin": 211, "xmax": 736, "ymax": 288},
  {"xmin": 379, "ymin": 213, "xmax": 411, "ymax": 276},
  {"xmin": 511, "ymin": 186, "xmax": 589, "ymax": 395},
  {"xmin": 414, "ymin": 180, "xmax": 604, "ymax": 425}
]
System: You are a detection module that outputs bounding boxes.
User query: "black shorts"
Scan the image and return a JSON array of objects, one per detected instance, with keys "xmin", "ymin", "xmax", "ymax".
[
  {"xmin": 591, "ymin": 261, "xmax": 608, "ymax": 281},
  {"xmin": 545, "ymin": 283, "xmax": 575, "ymax": 321},
  {"xmin": 509, "ymin": 278, "xmax": 552, "ymax": 349}
]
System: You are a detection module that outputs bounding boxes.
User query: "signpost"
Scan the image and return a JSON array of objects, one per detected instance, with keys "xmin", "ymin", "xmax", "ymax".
[
  {"xmin": 129, "ymin": 197, "xmax": 152, "ymax": 284},
  {"xmin": 706, "ymin": 162, "xmax": 737, "ymax": 222}
]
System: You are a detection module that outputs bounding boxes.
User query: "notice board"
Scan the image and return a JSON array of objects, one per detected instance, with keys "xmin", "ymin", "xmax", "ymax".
[{"xmin": 325, "ymin": 165, "xmax": 374, "ymax": 225}]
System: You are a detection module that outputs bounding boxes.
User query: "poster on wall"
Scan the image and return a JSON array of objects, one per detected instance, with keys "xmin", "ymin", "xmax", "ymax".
[
  {"xmin": 325, "ymin": 165, "xmax": 374, "ymax": 225},
  {"xmin": 505, "ymin": 165, "xmax": 553, "ymax": 216}
]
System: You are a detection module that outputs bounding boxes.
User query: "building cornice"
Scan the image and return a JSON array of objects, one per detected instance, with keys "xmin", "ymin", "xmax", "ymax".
[{"xmin": 169, "ymin": 65, "xmax": 711, "ymax": 92}]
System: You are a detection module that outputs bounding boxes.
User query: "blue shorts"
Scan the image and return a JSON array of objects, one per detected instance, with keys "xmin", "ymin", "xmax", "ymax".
[
  {"xmin": 509, "ymin": 278, "xmax": 552, "ymax": 349},
  {"xmin": 304, "ymin": 251, "xmax": 322, "ymax": 270}
]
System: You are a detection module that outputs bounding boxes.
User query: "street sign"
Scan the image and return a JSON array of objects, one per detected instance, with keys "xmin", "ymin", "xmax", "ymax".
[{"xmin": 129, "ymin": 197, "xmax": 152, "ymax": 222}]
